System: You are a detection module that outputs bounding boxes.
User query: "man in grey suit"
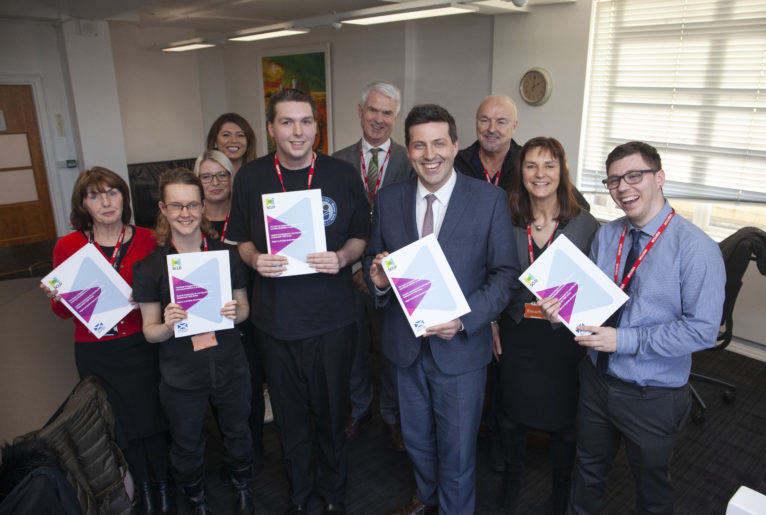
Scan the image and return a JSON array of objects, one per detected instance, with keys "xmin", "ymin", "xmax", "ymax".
[
  {"xmin": 333, "ymin": 81, "xmax": 414, "ymax": 451},
  {"xmin": 366, "ymin": 104, "xmax": 519, "ymax": 514}
]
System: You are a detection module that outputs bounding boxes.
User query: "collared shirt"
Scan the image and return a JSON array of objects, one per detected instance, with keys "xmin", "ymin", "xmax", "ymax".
[
  {"xmin": 416, "ymin": 169, "xmax": 457, "ymax": 238},
  {"xmin": 589, "ymin": 201, "xmax": 725, "ymax": 387},
  {"xmin": 361, "ymin": 137, "xmax": 392, "ymax": 184}
]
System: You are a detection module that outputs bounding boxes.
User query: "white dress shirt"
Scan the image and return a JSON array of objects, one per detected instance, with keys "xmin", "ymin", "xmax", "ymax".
[{"xmin": 415, "ymin": 169, "xmax": 457, "ymax": 238}]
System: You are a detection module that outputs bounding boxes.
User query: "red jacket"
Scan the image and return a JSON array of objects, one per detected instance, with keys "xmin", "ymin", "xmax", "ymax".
[{"xmin": 51, "ymin": 226, "xmax": 156, "ymax": 342}]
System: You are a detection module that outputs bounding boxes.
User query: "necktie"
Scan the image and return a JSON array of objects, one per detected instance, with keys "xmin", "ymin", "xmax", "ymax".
[
  {"xmin": 421, "ymin": 194, "xmax": 436, "ymax": 237},
  {"xmin": 597, "ymin": 228, "xmax": 642, "ymax": 375},
  {"xmin": 367, "ymin": 147, "xmax": 381, "ymax": 203}
]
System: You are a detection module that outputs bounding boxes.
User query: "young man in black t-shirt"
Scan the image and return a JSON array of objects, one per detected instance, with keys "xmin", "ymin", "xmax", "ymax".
[{"xmin": 228, "ymin": 89, "xmax": 369, "ymax": 515}]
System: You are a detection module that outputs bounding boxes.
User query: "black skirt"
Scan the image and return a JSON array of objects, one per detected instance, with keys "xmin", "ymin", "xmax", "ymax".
[
  {"xmin": 498, "ymin": 313, "xmax": 585, "ymax": 430},
  {"xmin": 75, "ymin": 332, "xmax": 166, "ymax": 445}
]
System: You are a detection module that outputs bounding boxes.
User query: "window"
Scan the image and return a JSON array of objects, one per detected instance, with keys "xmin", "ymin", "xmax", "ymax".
[{"xmin": 578, "ymin": 0, "xmax": 766, "ymax": 240}]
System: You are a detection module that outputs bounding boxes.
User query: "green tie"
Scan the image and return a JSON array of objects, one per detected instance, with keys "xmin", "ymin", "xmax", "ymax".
[{"xmin": 367, "ymin": 147, "xmax": 381, "ymax": 203}]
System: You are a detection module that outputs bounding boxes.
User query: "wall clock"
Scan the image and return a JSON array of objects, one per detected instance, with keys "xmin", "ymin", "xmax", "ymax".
[{"xmin": 519, "ymin": 67, "xmax": 552, "ymax": 106}]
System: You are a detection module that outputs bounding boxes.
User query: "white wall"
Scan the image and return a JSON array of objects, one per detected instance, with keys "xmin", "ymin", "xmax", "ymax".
[
  {"xmin": 117, "ymin": 14, "xmax": 494, "ymax": 162},
  {"xmin": 0, "ymin": 20, "xmax": 81, "ymax": 235},
  {"xmin": 110, "ymin": 23, "xmax": 207, "ymax": 163},
  {"xmin": 491, "ymin": 0, "xmax": 593, "ymax": 178},
  {"xmin": 61, "ymin": 19, "xmax": 129, "ymax": 179}
]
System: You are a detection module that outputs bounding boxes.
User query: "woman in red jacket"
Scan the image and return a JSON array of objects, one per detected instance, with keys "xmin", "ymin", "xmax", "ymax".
[{"xmin": 42, "ymin": 167, "xmax": 171, "ymax": 514}]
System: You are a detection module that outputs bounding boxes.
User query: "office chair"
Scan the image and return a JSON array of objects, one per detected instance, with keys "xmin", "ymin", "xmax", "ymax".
[{"xmin": 689, "ymin": 227, "xmax": 766, "ymax": 424}]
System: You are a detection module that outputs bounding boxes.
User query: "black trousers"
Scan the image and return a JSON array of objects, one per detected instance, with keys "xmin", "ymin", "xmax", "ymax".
[
  {"xmin": 240, "ymin": 319, "xmax": 266, "ymax": 473},
  {"xmin": 159, "ymin": 372, "xmax": 253, "ymax": 487},
  {"xmin": 259, "ymin": 323, "xmax": 354, "ymax": 506},
  {"xmin": 568, "ymin": 358, "xmax": 691, "ymax": 515}
]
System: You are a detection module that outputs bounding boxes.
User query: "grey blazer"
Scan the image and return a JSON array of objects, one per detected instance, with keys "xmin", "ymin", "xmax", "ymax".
[{"xmin": 332, "ymin": 138, "xmax": 414, "ymax": 191}]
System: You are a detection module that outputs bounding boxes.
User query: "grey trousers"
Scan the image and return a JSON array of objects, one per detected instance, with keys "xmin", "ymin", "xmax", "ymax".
[{"xmin": 568, "ymin": 358, "xmax": 691, "ymax": 515}]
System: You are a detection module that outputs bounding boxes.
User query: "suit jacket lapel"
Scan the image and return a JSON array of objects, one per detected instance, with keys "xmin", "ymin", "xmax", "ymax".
[
  {"xmin": 438, "ymin": 172, "xmax": 469, "ymax": 245},
  {"xmin": 351, "ymin": 140, "xmax": 363, "ymax": 173},
  {"xmin": 403, "ymin": 179, "xmax": 419, "ymax": 243}
]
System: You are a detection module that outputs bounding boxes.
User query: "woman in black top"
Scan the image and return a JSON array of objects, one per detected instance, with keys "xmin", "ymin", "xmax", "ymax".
[
  {"xmin": 133, "ymin": 168, "xmax": 254, "ymax": 514},
  {"xmin": 493, "ymin": 138, "xmax": 599, "ymax": 514}
]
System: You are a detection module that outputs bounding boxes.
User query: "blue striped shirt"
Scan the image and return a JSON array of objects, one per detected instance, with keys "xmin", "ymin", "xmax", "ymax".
[{"xmin": 589, "ymin": 201, "xmax": 726, "ymax": 387}]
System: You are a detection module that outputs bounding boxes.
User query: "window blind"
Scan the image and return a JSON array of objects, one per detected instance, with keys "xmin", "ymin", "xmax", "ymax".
[{"xmin": 578, "ymin": 0, "xmax": 766, "ymax": 202}]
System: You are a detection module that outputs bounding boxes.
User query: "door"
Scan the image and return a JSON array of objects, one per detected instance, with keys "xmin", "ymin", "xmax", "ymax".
[{"xmin": 0, "ymin": 85, "xmax": 57, "ymax": 247}]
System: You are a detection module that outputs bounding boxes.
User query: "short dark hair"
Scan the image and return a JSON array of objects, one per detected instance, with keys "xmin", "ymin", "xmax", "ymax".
[
  {"xmin": 266, "ymin": 89, "xmax": 317, "ymax": 124},
  {"xmin": 155, "ymin": 168, "xmax": 217, "ymax": 245},
  {"xmin": 205, "ymin": 113, "xmax": 257, "ymax": 165},
  {"xmin": 70, "ymin": 167, "xmax": 132, "ymax": 231},
  {"xmin": 404, "ymin": 104, "xmax": 458, "ymax": 147},
  {"xmin": 605, "ymin": 141, "xmax": 662, "ymax": 174},
  {"xmin": 509, "ymin": 137, "xmax": 581, "ymax": 226}
]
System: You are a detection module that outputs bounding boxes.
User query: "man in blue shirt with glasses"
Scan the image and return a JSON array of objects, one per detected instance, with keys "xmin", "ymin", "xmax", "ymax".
[{"xmin": 542, "ymin": 141, "xmax": 725, "ymax": 514}]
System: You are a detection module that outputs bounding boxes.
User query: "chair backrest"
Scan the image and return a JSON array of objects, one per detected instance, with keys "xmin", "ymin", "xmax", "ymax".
[{"xmin": 716, "ymin": 227, "xmax": 766, "ymax": 348}]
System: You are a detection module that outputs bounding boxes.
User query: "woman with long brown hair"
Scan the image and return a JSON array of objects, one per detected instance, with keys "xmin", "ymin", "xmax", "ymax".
[{"xmin": 494, "ymin": 138, "xmax": 599, "ymax": 514}]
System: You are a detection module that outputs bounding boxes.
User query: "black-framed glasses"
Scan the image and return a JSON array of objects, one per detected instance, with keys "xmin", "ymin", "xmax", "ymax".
[
  {"xmin": 602, "ymin": 169, "xmax": 658, "ymax": 190},
  {"xmin": 163, "ymin": 202, "xmax": 203, "ymax": 214},
  {"xmin": 199, "ymin": 171, "xmax": 230, "ymax": 184}
]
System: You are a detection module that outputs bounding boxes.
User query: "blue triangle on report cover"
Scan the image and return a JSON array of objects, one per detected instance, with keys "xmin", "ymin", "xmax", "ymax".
[
  {"xmin": 179, "ymin": 257, "xmax": 223, "ymax": 323},
  {"xmin": 398, "ymin": 245, "xmax": 456, "ymax": 312},
  {"xmin": 272, "ymin": 197, "xmax": 316, "ymax": 260},
  {"xmin": 70, "ymin": 257, "xmax": 127, "ymax": 314}
]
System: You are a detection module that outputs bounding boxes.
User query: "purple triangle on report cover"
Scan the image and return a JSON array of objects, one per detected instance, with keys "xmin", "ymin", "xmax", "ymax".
[
  {"xmin": 61, "ymin": 287, "xmax": 101, "ymax": 323},
  {"xmin": 536, "ymin": 282, "xmax": 578, "ymax": 323},
  {"xmin": 172, "ymin": 276, "xmax": 208, "ymax": 311},
  {"xmin": 392, "ymin": 278, "xmax": 432, "ymax": 316}
]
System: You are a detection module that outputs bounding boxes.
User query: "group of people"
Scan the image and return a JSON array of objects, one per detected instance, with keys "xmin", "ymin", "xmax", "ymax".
[{"xmin": 42, "ymin": 80, "xmax": 725, "ymax": 515}]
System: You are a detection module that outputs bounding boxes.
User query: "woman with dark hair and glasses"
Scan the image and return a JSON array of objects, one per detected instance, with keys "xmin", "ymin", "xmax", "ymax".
[
  {"xmin": 132, "ymin": 168, "xmax": 254, "ymax": 513},
  {"xmin": 493, "ymin": 138, "xmax": 599, "ymax": 514},
  {"xmin": 206, "ymin": 113, "xmax": 257, "ymax": 172},
  {"xmin": 41, "ymin": 166, "xmax": 171, "ymax": 514}
]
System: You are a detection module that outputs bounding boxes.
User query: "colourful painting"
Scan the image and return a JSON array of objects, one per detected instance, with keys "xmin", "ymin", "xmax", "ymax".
[{"xmin": 262, "ymin": 51, "xmax": 330, "ymax": 154}]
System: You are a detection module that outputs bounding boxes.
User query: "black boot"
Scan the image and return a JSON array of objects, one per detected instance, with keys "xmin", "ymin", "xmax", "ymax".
[
  {"xmin": 156, "ymin": 481, "xmax": 176, "ymax": 515},
  {"xmin": 230, "ymin": 463, "xmax": 255, "ymax": 514},
  {"xmin": 183, "ymin": 476, "xmax": 211, "ymax": 515},
  {"xmin": 136, "ymin": 481, "xmax": 156, "ymax": 515}
]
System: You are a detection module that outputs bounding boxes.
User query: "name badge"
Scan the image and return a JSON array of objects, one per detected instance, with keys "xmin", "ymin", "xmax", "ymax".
[
  {"xmin": 191, "ymin": 331, "xmax": 217, "ymax": 352},
  {"xmin": 524, "ymin": 303, "xmax": 546, "ymax": 320}
]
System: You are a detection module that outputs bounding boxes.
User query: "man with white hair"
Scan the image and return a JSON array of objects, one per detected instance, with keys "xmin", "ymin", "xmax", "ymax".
[{"xmin": 334, "ymin": 81, "xmax": 414, "ymax": 451}]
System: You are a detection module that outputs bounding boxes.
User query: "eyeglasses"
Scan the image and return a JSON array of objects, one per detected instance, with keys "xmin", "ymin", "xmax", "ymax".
[
  {"xmin": 199, "ymin": 171, "xmax": 230, "ymax": 183},
  {"xmin": 163, "ymin": 202, "xmax": 203, "ymax": 214},
  {"xmin": 602, "ymin": 169, "xmax": 658, "ymax": 190}
]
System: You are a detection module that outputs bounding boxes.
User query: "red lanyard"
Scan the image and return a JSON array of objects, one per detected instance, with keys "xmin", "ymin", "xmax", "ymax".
[
  {"xmin": 526, "ymin": 221, "xmax": 558, "ymax": 264},
  {"xmin": 89, "ymin": 225, "xmax": 127, "ymax": 269},
  {"xmin": 483, "ymin": 166, "xmax": 500, "ymax": 186},
  {"xmin": 360, "ymin": 146, "xmax": 392, "ymax": 202},
  {"xmin": 219, "ymin": 212, "xmax": 230, "ymax": 242},
  {"xmin": 614, "ymin": 209, "xmax": 675, "ymax": 290},
  {"xmin": 274, "ymin": 152, "xmax": 316, "ymax": 192},
  {"xmin": 171, "ymin": 233, "xmax": 208, "ymax": 253}
]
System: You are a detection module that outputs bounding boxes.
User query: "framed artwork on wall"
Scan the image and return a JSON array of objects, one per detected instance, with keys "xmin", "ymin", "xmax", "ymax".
[{"xmin": 259, "ymin": 44, "xmax": 332, "ymax": 156}]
